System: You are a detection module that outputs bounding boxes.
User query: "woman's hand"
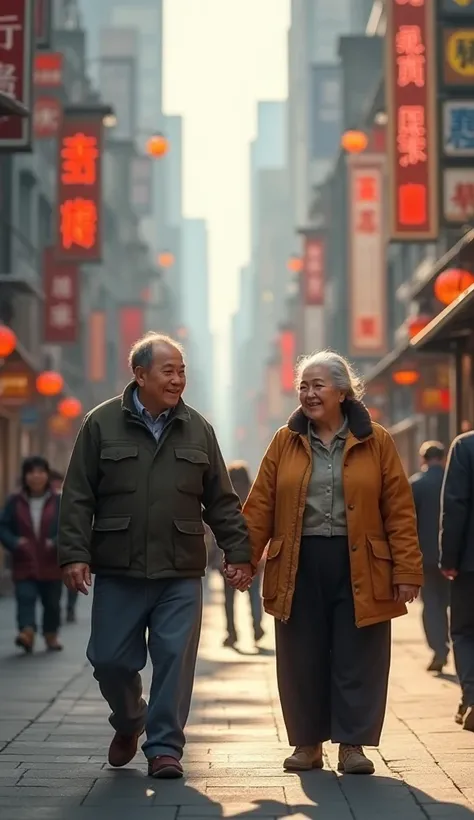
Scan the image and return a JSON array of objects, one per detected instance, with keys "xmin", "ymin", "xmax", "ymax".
[{"xmin": 394, "ymin": 584, "xmax": 420, "ymax": 604}]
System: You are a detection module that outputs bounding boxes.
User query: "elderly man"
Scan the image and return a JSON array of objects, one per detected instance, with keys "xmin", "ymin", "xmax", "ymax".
[{"xmin": 58, "ymin": 333, "xmax": 252, "ymax": 777}]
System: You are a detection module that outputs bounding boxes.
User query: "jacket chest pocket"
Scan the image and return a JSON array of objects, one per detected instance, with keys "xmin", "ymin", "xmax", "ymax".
[
  {"xmin": 175, "ymin": 448, "xmax": 210, "ymax": 495},
  {"xmin": 99, "ymin": 445, "xmax": 139, "ymax": 494},
  {"xmin": 367, "ymin": 538, "xmax": 394, "ymax": 601}
]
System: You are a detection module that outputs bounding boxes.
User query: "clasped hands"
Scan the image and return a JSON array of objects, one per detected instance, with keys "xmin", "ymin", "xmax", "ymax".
[{"xmin": 225, "ymin": 562, "xmax": 254, "ymax": 592}]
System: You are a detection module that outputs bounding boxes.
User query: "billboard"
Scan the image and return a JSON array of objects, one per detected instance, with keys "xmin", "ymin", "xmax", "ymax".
[
  {"xmin": 386, "ymin": 0, "xmax": 438, "ymax": 240},
  {"xmin": 43, "ymin": 248, "xmax": 79, "ymax": 343},
  {"xmin": 303, "ymin": 237, "xmax": 325, "ymax": 306},
  {"xmin": 0, "ymin": 0, "xmax": 34, "ymax": 151},
  {"xmin": 56, "ymin": 110, "xmax": 103, "ymax": 262},
  {"xmin": 348, "ymin": 155, "xmax": 387, "ymax": 358}
]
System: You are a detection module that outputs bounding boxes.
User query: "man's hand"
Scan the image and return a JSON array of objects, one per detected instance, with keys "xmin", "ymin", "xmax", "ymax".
[
  {"xmin": 394, "ymin": 584, "xmax": 420, "ymax": 604},
  {"xmin": 62, "ymin": 563, "xmax": 92, "ymax": 595},
  {"xmin": 225, "ymin": 563, "xmax": 253, "ymax": 592},
  {"xmin": 441, "ymin": 568, "xmax": 458, "ymax": 581}
]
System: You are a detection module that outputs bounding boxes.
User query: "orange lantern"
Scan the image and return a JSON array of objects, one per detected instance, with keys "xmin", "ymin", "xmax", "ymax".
[
  {"xmin": 36, "ymin": 370, "xmax": 64, "ymax": 397},
  {"xmin": 0, "ymin": 325, "xmax": 16, "ymax": 358},
  {"xmin": 157, "ymin": 251, "xmax": 174, "ymax": 269},
  {"xmin": 407, "ymin": 315, "xmax": 432, "ymax": 339},
  {"xmin": 287, "ymin": 255, "xmax": 303, "ymax": 274},
  {"xmin": 434, "ymin": 268, "xmax": 474, "ymax": 306},
  {"xmin": 341, "ymin": 129, "xmax": 368, "ymax": 154},
  {"xmin": 392, "ymin": 369, "xmax": 420, "ymax": 387},
  {"xmin": 58, "ymin": 397, "xmax": 82, "ymax": 419},
  {"xmin": 146, "ymin": 133, "xmax": 169, "ymax": 158}
]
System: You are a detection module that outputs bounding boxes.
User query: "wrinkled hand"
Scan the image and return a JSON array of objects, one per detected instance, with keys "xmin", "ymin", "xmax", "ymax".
[
  {"xmin": 62, "ymin": 562, "xmax": 91, "ymax": 595},
  {"xmin": 394, "ymin": 584, "xmax": 420, "ymax": 604},
  {"xmin": 441, "ymin": 568, "xmax": 458, "ymax": 581},
  {"xmin": 225, "ymin": 563, "xmax": 253, "ymax": 592}
]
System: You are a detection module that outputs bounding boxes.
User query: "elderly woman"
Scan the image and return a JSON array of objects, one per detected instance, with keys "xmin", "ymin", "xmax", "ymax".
[{"xmin": 242, "ymin": 351, "xmax": 423, "ymax": 775}]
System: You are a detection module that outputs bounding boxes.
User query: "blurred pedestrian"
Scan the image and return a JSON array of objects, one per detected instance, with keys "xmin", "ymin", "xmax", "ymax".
[
  {"xmin": 51, "ymin": 470, "xmax": 78, "ymax": 624},
  {"xmin": 0, "ymin": 456, "xmax": 62, "ymax": 653},
  {"xmin": 241, "ymin": 351, "xmax": 423, "ymax": 775},
  {"xmin": 58, "ymin": 333, "xmax": 251, "ymax": 778},
  {"xmin": 221, "ymin": 461, "xmax": 264, "ymax": 648},
  {"xmin": 440, "ymin": 430, "xmax": 474, "ymax": 732},
  {"xmin": 410, "ymin": 441, "xmax": 449, "ymax": 672}
]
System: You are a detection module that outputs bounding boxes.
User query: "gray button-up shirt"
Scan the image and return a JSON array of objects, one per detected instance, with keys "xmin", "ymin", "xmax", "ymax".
[
  {"xmin": 302, "ymin": 417, "xmax": 349, "ymax": 538},
  {"xmin": 133, "ymin": 389, "xmax": 170, "ymax": 442}
]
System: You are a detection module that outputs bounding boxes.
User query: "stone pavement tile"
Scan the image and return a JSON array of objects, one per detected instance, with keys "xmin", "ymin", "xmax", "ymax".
[
  {"xmin": 207, "ymin": 788, "xmax": 286, "ymax": 804},
  {"xmin": 422, "ymin": 807, "xmax": 474, "ymax": 818},
  {"xmin": 0, "ymin": 810, "xmax": 178, "ymax": 820},
  {"xmin": 179, "ymin": 804, "xmax": 290, "ymax": 818},
  {"xmin": 411, "ymin": 787, "xmax": 474, "ymax": 805},
  {"xmin": 0, "ymin": 721, "xmax": 31, "ymax": 741}
]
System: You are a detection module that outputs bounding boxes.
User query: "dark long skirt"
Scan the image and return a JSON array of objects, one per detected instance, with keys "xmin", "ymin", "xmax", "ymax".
[{"xmin": 275, "ymin": 536, "xmax": 391, "ymax": 746}]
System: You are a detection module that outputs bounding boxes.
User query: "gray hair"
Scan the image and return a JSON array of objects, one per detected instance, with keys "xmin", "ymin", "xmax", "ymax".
[
  {"xmin": 295, "ymin": 349, "xmax": 365, "ymax": 401},
  {"xmin": 128, "ymin": 332, "xmax": 185, "ymax": 372}
]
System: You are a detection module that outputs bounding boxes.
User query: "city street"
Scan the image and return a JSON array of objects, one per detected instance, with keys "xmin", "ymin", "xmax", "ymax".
[{"xmin": 0, "ymin": 574, "xmax": 473, "ymax": 820}]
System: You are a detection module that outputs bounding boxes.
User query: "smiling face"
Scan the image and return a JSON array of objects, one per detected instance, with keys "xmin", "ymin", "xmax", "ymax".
[
  {"xmin": 135, "ymin": 342, "xmax": 186, "ymax": 414},
  {"xmin": 298, "ymin": 364, "xmax": 346, "ymax": 425}
]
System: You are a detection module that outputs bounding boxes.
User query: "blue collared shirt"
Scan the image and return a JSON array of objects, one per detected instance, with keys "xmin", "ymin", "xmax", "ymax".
[{"xmin": 133, "ymin": 389, "xmax": 170, "ymax": 442}]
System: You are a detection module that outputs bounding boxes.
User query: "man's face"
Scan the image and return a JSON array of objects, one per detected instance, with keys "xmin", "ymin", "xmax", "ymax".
[{"xmin": 136, "ymin": 343, "xmax": 186, "ymax": 411}]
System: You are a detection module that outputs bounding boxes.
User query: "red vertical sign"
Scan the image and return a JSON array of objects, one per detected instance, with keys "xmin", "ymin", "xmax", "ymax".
[
  {"xmin": 303, "ymin": 238, "xmax": 325, "ymax": 305},
  {"xmin": 386, "ymin": 0, "xmax": 438, "ymax": 240},
  {"xmin": 279, "ymin": 329, "xmax": 296, "ymax": 394},
  {"xmin": 119, "ymin": 307, "xmax": 144, "ymax": 378},
  {"xmin": 43, "ymin": 248, "xmax": 79, "ymax": 343},
  {"xmin": 0, "ymin": 0, "xmax": 34, "ymax": 150},
  {"xmin": 56, "ymin": 111, "xmax": 103, "ymax": 262}
]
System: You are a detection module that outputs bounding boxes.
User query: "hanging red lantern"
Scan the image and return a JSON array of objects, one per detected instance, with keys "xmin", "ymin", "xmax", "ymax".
[
  {"xmin": 36, "ymin": 370, "xmax": 64, "ymax": 397},
  {"xmin": 341, "ymin": 129, "xmax": 368, "ymax": 154},
  {"xmin": 157, "ymin": 251, "xmax": 174, "ymax": 269},
  {"xmin": 407, "ymin": 315, "xmax": 432, "ymax": 339},
  {"xmin": 57, "ymin": 397, "xmax": 82, "ymax": 419},
  {"xmin": 0, "ymin": 325, "xmax": 17, "ymax": 358},
  {"xmin": 146, "ymin": 133, "xmax": 169, "ymax": 158},
  {"xmin": 392, "ymin": 369, "xmax": 420, "ymax": 387},
  {"xmin": 434, "ymin": 268, "xmax": 474, "ymax": 306},
  {"xmin": 287, "ymin": 255, "xmax": 303, "ymax": 274}
]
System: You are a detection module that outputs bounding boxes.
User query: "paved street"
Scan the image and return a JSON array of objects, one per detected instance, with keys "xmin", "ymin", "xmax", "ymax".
[{"xmin": 0, "ymin": 573, "xmax": 473, "ymax": 820}]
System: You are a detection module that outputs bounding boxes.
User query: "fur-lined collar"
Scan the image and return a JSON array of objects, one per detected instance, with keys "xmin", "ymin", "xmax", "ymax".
[{"xmin": 287, "ymin": 398, "xmax": 373, "ymax": 440}]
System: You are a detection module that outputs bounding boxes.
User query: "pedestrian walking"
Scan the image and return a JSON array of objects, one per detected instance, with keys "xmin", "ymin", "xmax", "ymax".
[
  {"xmin": 440, "ymin": 430, "xmax": 474, "ymax": 732},
  {"xmin": 0, "ymin": 456, "xmax": 63, "ymax": 653},
  {"xmin": 51, "ymin": 469, "xmax": 78, "ymax": 624},
  {"xmin": 239, "ymin": 350, "xmax": 423, "ymax": 775},
  {"xmin": 58, "ymin": 332, "xmax": 251, "ymax": 778},
  {"xmin": 410, "ymin": 441, "xmax": 450, "ymax": 672},
  {"xmin": 222, "ymin": 461, "xmax": 264, "ymax": 648}
]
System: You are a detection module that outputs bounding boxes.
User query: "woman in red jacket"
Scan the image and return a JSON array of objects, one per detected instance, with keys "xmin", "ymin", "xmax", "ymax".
[{"xmin": 0, "ymin": 456, "xmax": 62, "ymax": 653}]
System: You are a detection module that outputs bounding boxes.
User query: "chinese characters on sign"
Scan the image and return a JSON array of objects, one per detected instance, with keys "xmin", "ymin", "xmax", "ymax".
[
  {"xmin": 34, "ymin": 52, "xmax": 62, "ymax": 87},
  {"xmin": 56, "ymin": 112, "xmax": 103, "ymax": 261},
  {"xmin": 43, "ymin": 248, "xmax": 78, "ymax": 343},
  {"xmin": 386, "ymin": 0, "xmax": 438, "ymax": 239},
  {"xmin": 303, "ymin": 238, "xmax": 324, "ymax": 306},
  {"xmin": 34, "ymin": 96, "xmax": 61, "ymax": 139},
  {"xmin": 443, "ymin": 100, "xmax": 474, "ymax": 156},
  {"xmin": 444, "ymin": 28, "xmax": 474, "ymax": 84},
  {"xmin": 443, "ymin": 167, "xmax": 474, "ymax": 224},
  {"xmin": 0, "ymin": 0, "xmax": 34, "ymax": 150},
  {"xmin": 348, "ymin": 157, "xmax": 387, "ymax": 357}
]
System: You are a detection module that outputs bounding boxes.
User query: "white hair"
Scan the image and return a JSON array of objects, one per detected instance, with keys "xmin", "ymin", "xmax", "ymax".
[{"xmin": 295, "ymin": 349, "xmax": 365, "ymax": 401}]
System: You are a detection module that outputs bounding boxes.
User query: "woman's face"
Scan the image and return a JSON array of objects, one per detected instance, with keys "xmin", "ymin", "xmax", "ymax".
[
  {"xmin": 25, "ymin": 467, "xmax": 49, "ymax": 495},
  {"xmin": 298, "ymin": 365, "xmax": 345, "ymax": 424}
]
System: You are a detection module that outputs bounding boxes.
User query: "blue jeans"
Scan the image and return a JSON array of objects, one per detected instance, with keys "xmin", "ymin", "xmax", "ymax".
[{"xmin": 15, "ymin": 579, "xmax": 63, "ymax": 634}]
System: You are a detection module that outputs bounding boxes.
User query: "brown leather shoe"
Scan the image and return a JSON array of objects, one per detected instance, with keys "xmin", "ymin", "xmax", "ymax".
[
  {"xmin": 283, "ymin": 744, "xmax": 324, "ymax": 771},
  {"xmin": 338, "ymin": 744, "xmax": 375, "ymax": 775},
  {"xmin": 108, "ymin": 731, "xmax": 142, "ymax": 768},
  {"xmin": 15, "ymin": 627, "xmax": 35, "ymax": 653},
  {"xmin": 148, "ymin": 756, "xmax": 183, "ymax": 779},
  {"xmin": 45, "ymin": 633, "xmax": 63, "ymax": 652}
]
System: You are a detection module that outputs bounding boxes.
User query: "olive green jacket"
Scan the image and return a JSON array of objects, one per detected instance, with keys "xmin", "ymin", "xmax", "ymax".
[{"xmin": 58, "ymin": 382, "xmax": 250, "ymax": 578}]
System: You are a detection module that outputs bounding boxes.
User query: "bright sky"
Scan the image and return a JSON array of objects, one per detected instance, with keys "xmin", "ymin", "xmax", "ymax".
[{"xmin": 163, "ymin": 0, "xmax": 290, "ymax": 337}]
